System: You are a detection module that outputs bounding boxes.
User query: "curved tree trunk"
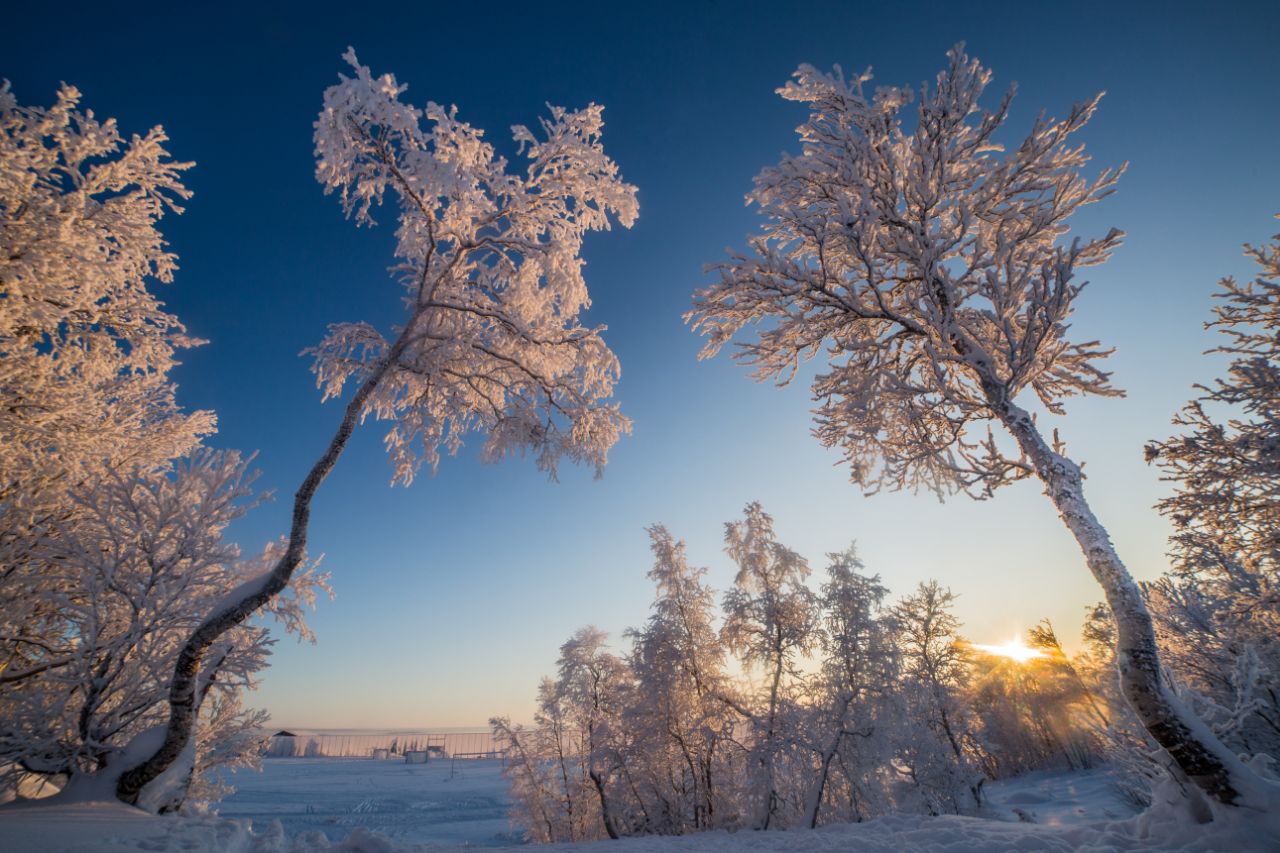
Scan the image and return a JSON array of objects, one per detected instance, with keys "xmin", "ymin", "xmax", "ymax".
[
  {"xmin": 115, "ymin": 337, "xmax": 408, "ymax": 805},
  {"xmin": 993, "ymin": 396, "xmax": 1245, "ymax": 806},
  {"xmin": 588, "ymin": 767, "xmax": 620, "ymax": 839}
]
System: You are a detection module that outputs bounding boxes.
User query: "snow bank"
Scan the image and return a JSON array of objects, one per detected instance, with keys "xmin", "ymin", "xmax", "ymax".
[
  {"xmin": 2, "ymin": 799, "xmax": 1275, "ymax": 852},
  {"xmin": 0, "ymin": 800, "xmax": 256, "ymax": 852},
  {"xmin": 2, "ymin": 764, "xmax": 1275, "ymax": 852}
]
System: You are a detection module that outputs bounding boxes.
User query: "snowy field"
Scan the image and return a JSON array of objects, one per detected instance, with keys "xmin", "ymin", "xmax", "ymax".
[
  {"xmin": 214, "ymin": 759, "xmax": 1139, "ymax": 845},
  {"xmin": 215, "ymin": 757, "xmax": 519, "ymax": 847},
  {"xmin": 2, "ymin": 762, "xmax": 1277, "ymax": 851}
]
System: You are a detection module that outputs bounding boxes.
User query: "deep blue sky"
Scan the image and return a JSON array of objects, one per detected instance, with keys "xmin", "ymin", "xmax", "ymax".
[{"xmin": 9, "ymin": 1, "xmax": 1279, "ymax": 727}]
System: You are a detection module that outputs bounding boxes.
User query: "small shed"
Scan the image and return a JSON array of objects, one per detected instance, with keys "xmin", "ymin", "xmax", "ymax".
[
  {"xmin": 372, "ymin": 748, "xmax": 390, "ymax": 760},
  {"xmin": 404, "ymin": 750, "xmax": 428, "ymax": 764}
]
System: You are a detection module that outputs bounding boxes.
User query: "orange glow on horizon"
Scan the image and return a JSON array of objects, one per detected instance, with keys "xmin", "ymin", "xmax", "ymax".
[{"xmin": 972, "ymin": 637, "xmax": 1047, "ymax": 664}]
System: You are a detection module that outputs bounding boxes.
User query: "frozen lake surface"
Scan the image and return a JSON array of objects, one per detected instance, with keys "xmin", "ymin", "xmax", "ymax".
[{"xmin": 217, "ymin": 757, "xmax": 521, "ymax": 847}]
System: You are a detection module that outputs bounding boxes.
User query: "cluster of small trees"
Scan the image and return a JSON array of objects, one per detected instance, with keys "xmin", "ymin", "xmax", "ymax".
[{"xmin": 492, "ymin": 505, "xmax": 1120, "ymax": 842}]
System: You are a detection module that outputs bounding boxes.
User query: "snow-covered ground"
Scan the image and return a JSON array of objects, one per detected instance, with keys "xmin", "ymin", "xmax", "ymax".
[
  {"xmin": 216, "ymin": 757, "xmax": 518, "ymax": 846},
  {"xmin": 1, "ymin": 761, "xmax": 1276, "ymax": 851}
]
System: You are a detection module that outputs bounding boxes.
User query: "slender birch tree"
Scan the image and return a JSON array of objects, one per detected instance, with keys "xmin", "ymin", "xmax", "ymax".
[
  {"xmin": 891, "ymin": 581, "xmax": 982, "ymax": 812},
  {"xmin": 720, "ymin": 502, "xmax": 817, "ymax": 829},
  {"xmin": 804, "ymin": 546, "xmax": 896, "ymax": 826},
  {"xmin": 627, "ymin": 525, "xmax": 733, "ymax": 832},
  {"xmin": 687, "ymin": 45, "xmax": 1274, "ymax": 811},
  {"xmin": 117, "ymin": 50, "xmax": 638, "ymax": 802}
]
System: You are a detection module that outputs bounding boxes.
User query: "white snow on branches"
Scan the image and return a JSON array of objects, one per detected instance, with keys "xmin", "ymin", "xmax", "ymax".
[{"xmin": 311, "ymin": 50, "xmax": 638, "ymax": 483}]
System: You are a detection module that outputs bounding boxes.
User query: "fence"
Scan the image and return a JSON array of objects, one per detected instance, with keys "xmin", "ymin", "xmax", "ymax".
[{"xmin": 264, "ymin": 730, "xmax": 502, "ymax": 759}]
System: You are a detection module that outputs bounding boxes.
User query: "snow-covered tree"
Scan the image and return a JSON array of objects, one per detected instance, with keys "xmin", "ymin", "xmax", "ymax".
[
  {"xmin": 625, "ymin": 525, "xmax": 735, "ymax": 833},
  {"xmin": 1145, "ymin": 224, "xmax": 1280, "ymax": 760},
  {"xmin": 556, "ymin": 627, "xmax": 634, "ymax": 839},
  {"xmin": 491, "ymin": 715, "xmax": 564, "ymax": 842},
  {"xmin": 719, "ymin": 502, "xmax": 817, "ymax": 829},
  {"xmin": 499, "ymin": 677, "xmax": 595, "ymax": 843},
  {"xmin": 118, "ymin": 50, "xmax": 638, "ymax": 802},
  {"xmin": 890, "ymin": 581, "xmax": 981, "ymax": 814},
  {"xmin": 803, "ymin": 546, "xmax": 897, "ymax": 826},
  {"xmin": 0, "ymin": 80, "xmax": 215, "ymax": 693},
  {"xmin": 0, "ymin": 452, "xmax": 326, "ymax": 809},
  {"xmin": 0, "ymin": 84, "xmax": 314, "ymax": 810},
  {"xmin": 0, "ymin": 81, "xmax": 214, "ymax": 493},
  {"xmin": 687, "ymin": 44, "xmax": 1268, "ymax": 810},
  {"xmin": 493, "ymin": 628, "xmax": 632, "ymax": 842}
]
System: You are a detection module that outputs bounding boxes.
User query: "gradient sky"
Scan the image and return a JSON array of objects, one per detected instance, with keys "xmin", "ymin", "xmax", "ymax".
[{"xmin": 8, "ymin": 1, "xmax": 1279, "ymax": 729}]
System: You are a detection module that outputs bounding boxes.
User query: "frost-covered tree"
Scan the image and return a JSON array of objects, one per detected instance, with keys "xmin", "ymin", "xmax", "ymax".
[
  {"xmin": 1145, "ymin": 224, "xmax": 1280, "ymax": 760},
  {"xmin": 118, "ymin": 50, "xmax": 638, "ymax": 802},
  {"xmin": 557, "ymin": 627, "xmax": 630, "ymax": 839},
  {"xmin": 625, "ymin": 525, "xmax": 734, "ymax": 832},
  {"xmin": 0, "ymin": 81, "xmax": 215, "ymax": 685},
  {"xmin": 890, "ymin": 581, "xmax": 981, "ymax": 813},
  {"xmin": 0, "ymin": 85, "xmax": 311, "ymax": 810},
  {"xmin": 0, "ymin": 82, "xmax": 214, "ymax": 492},
  {"xmin": 803, "ymin": 546, "xmax": 897, "ymax": 826},
  {"xmin": 493, "ymin": 628, "xmax": 632, "ymax": 842},
  {"xmin": 687, "ymin": 44, "xmax": 1268, "ymax": 810},
  {"xmin": 720, "ymin": 502, "xmax": 817, "ymax": 829},
  {"xmin": 491, "ymin": 714, "xmax": 564, "ymax": 842},
  {"xmin": 0, "ymin": 452, "xmax": 326, "ymax": 809},
  {"xmin": 505, "ymin": 677, "xmax": 596, "ymax": 843}
]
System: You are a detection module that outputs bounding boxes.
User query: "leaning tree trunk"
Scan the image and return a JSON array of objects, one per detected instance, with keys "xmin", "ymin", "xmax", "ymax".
[
  {"xmin": 115, "ymin": 334, "xmax": 410, "ymax": 805},
  {"xmin": 992, "ymin": 393, "xmax": 1246, "ymax": 806}
]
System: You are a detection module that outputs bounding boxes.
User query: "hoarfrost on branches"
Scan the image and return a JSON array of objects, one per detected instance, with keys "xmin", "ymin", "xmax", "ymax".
[
  {"xmin": 719, "ymin": 502, "xmax": 817, "ymax": 829},
  {"xmin": 0, "ymin": 451, "xmax": 328, "ymax": 809},
  {"xmin": 688, "ymin": 47, "xmax": 1122, "ymax": 498},
  {"xmin": 0, "ymin": 80, "xmax": 216, "ymax": 664},
  {"xmin": 499, "ymin": 514, "xmax": 1117, "ymax": 839},
  {"xmin": 311, "ymin": 48, "xmax": 638, "ymax": 483}
]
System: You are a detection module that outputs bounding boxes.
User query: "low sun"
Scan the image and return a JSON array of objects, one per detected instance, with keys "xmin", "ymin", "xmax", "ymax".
[{"xmin": 972, "ymin": 638, "xmax": 1047, "ymax": 664}]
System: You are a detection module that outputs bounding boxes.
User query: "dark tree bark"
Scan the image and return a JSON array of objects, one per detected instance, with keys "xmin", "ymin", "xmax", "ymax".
[{"xmin": 116, "ymin": 337, "xmax": 407, "ymax": 804}]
